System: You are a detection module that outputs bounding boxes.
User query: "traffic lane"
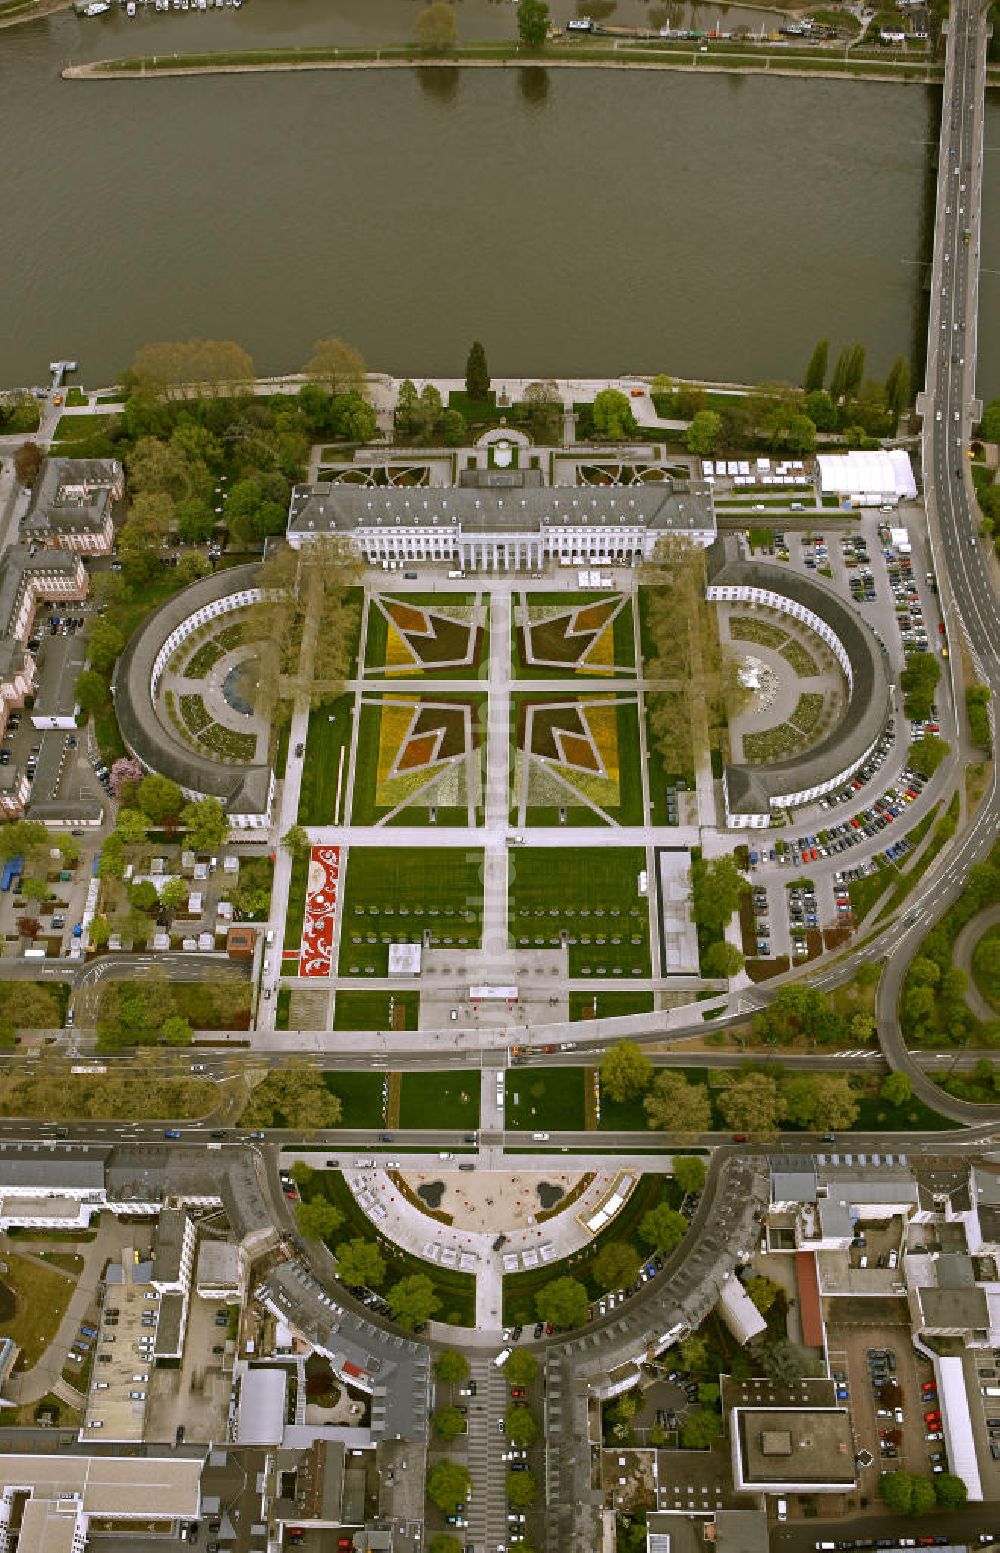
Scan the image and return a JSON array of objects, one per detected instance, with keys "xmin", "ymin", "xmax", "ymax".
[{"xmin": 771, "ymin": 1507, "xmax": 1000, "ymax": 1553}]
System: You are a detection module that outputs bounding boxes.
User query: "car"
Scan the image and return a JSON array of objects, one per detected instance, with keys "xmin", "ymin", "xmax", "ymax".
[
  {"xmin": 534, "ymin": 1322, "xmax": 545, "ymax": 1339},
  {"xmin": 294, "ymin": 743, "xmax": 304, "ymax": 757},
  {"xmin": 511, "ymin": 1386, "xmax": 526, "ymax": 1399},
  {"xmin": 923, "ymin": 1410, "xmax": 941, "ymax": 1423},
  {"xmin": 731, "ymin": 1133, "xmax": 748, "ymax": 1143}
]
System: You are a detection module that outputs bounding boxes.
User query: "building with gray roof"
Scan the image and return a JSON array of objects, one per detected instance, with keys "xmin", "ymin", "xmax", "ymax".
[
  {"xmin": 111, "ymin": 565, "xmax": 274, "ymax": 829},
  {"xmin": 23, "ymin": 457, "xmax": 122, "ymax": 553},
  {"xmin": 287, "ymin": 474, "xmax": 716, "ymax": 571},
  {"xmin": 706, "ymin": 536, "xmax": 893, "ymax": 826}
]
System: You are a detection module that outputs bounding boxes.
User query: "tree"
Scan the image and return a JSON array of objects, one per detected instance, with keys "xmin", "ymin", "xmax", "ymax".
[
  {"xmin": 295, "ymin": 1195, "xmax": 345, "ymax": 1243},
  {"xmin": 180, "ymin": 797, "xmax": 228, "ymax": 852},
  {"xmin": 878, "ymin": 1472, "xmax": 914, "ymax": 1513},
  {"xmin": 760, "ymin": 1338, "xmax": 815, "ymax": 1383},
  {"xmin": 506, "ymin": 1468, "xmax": 538, "ymax": 1507},
  {"xmin": 517, "ymin": 0, "xmax": 550, "ymax": 47},
  {"xmin": 282, "ymin": 825, "xmax": 312, "ymax": 860},
  {"xmin": 980, "ymin": 397, "xmax": 1000, "ymax": 442},
  {"xmin": 781, "ymin": 1073, "xmax": 859, "ymax": 1131},
  {"xmin": 745, "ymin": 1274, "xmax": 781, "ymax": 1315},
  {"xmin": 702, "ymin": 941, "xmax": 744, "ymax": 978},
  {"xmin": 19, "ymin": 877, "xmax": 49, "ymax": 905},
  {"xmin": 639, "ymin": 1202, "xmax": 688, "ymax": 1253},
  {"xmin": 429, "ymin": 1537, "xmax": 464, "ymax": 1553},
  {"xmin": 130, "ymin": 339, "xmax": 254, "ymax": 399},
  {"xmin": 160, "ymin": 1013, "xmax": 193, "ymax": 1045},
  {"xmin": 13, "ymin": 441, "xmax": 43, "ymax": 487},
  {"xmin": 434, "ymin": 1405, "xmax": 467, "ymax": 1440},
  {"xmin": 717, "ymin": 1072, "xmax": 786, "ymax": 1135},
  {"xmin": 900, "ymin": 651, "xmax": 940, "ymax": 720},
  {"xmin": 0, "ymin": 820, "xmax": 48, "ymax": 863},
  {"xmin": 386, "ymin": 1273, "xmax": 441, "ymax": 1330},
  {"xmin": 75, "ymin": 670, "xmax": 109, "ymax": 717},
  {"xmin": 908, "ymin": 733, "xmax": 949, "ymax": 778},
  {"xmin": 504, "ymin": 1403, "xmax": 539, "ymax": 1446},
  {"xmin": 85, "ymin": 618, "xmax": 126, "ymax": 676},
  {"xmin": 158, "ymin": 877, "xmax": 188, "ymax": 918},
  {"xmin": 465, "ymin": 340, "xmax": 490, "ymax": 401},
  {"xmin": 680, "ymin": 1408, "xmax": 722, "ymax": 1448},
  {"xmin": 784, "ymin": 413, "xmax": 817, "ymax": 455},
  {"xmin": 241, "ymin": 1068, "xmax": 343, "ymax": 1130},
  {"xmin": 434, "ymin": 1349, "xmax": 470, "ymax": 1385},
  {"xmin": 643, "ymin": 1072, "xmax": 712, "ymax": 1135},
  {"xmin": 804, "ymin": 338, "xmax": 829, "ymax": 394},
  {"xmin": 427, "ymin": 1462, "xmax": 472, "ymax": 1515},
  {"xmin": 672, "ymin": 1156, "xmax": 706, "ymax": 1195},
  {"xmin": 686, "ymin": 410, "xmax": 722, "ymax": 455},
  {"xmin": 109, "ymin": 756, "xmax": 144, "ymax": 798},
  {"xmin": 504, "ymin": 1348, "xmax": 538, "ymax": 1385},
  {"xmin": 880, "ymin": 1071, "xmax": 912, "ymax": 1106},
  {"xmin": 592, "ymin": 387, "xmax": 637, "ymax": 439},
  {"xmin": 303, "ymin": 337, "xmax": 366, "ymax": 397},
  {"xmin": 535, "ymin": 1275, "xmax": 589, "ymax": 1330},
  {"xmin": 136, "ymin": 774, "xmax": 183, "ymax": 824},
  {"xmin": 934, "ymin": 1472, "xmax": 967, "ymax": 1508},
  {"xmin": 885, "ymin": 355, "xmax": 911, "ymax": 422},
  {"xmin": 599, "ymin": 1040, "xmax": 652, "ymax": 1103},
  {"xmin": 129, "ymin": 879, "xmax": 161, "ymax": 915},
  {"xmin": 689, "ymin": 854, "xmax": 744, "ymax": 933},
  {"xmin": 679, "ymin": 1333, "xmax": 709, "ymax": 1373},
  {"xmin": 115, "ymin": 808, "xmax": 151, "ymax": 846},
  {"xmin": 522, "ymin": 380, "xmax": 562, "ymax": 443},
  {"xmin": 593, "ymin": 1241, "xmax": 641, "ymax": 1292},
  {"xmin": 334, "ymin": 1238, "xmax": 386, "ymax": 1289},
  {"xmin": 414, "ymin": 1, "xmax": 458, "ymax": 51},
  {"xmin": 805, "ymin": 389, "xmax": 838, "ymax": 431}
]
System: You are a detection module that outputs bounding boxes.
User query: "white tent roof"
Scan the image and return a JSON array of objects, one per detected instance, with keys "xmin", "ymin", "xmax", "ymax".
[
  {"xmin": 816, "ymin": 450, "xmax": 916, "ymax": 500},
  {"xmin": 717, "ymin": 1276, "xmax": 768, "ymax": 1346},
  {"xmin": 935, "ymin": 1355, "xmax": 983, "ymax": 1500}
]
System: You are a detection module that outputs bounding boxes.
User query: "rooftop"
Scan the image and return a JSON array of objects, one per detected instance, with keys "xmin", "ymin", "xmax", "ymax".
[
  {"xmin": 24, "ymin": 458, "xmax": 121, "ymax": 537},
  {"xmin": 734, "ymin": 1406, "xmax": 855, "ymax": 1487},
  {"xmin": 288, "ymin": 479, "xmax": 715, "ymax": 537}
]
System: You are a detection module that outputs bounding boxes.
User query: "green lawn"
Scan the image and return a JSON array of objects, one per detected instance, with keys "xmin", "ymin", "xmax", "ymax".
[
  {"xmin": 333, "ymin": 990, "xmax": 420, "ymax": 1031},
  {"xmin": 314, "ymin": 1170, "xmax": 476, "ymax": 1326},
  {"xmin": 508, "ymin": 847, "xmax": 650, "ymax": 977},
  {"xmin": 323, "ymin": 1071, "xmax": 387, "ymax": 1128},
  {"xmin": 502, "ymin": 1174, "xmax": 682, "ymax": 1324},
  {"xmin": 399, "ymin": 1071, "xmax": 481, "ymax": 1130},
  {"xmin": 568, "ymin": 991, "xmax": 654, "ymax": 1022},
  {"xmin": 283, "ymin": 854, "xmax": 309, "ymax": 952},
  {"xmin": 339, "ymin": 846, "xmax": 484, "ymax": 978},
  {"xmin": 0, "ymin": 1253, "xmax": 77, "ymax": 1368},
  {"xmin": 851, "ymin": 1090, "xmax": 960, "ymax": 1132},
  {"xmin": 298, "ymin": 695, "xmax": 354, "ymax": 825},
  {"xmin": 505, "ymin": 1066, "xmax": 586, "ymax": 1132},
  {"xmin": 52, "ymin": 411, "xmax": 114, "ymax": 436}
]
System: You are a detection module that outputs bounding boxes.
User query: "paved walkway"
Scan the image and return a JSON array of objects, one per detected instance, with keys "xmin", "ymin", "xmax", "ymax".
[{"xmin": 340, "ymin": 1162, "xmax": 636, "ymax": 1336}]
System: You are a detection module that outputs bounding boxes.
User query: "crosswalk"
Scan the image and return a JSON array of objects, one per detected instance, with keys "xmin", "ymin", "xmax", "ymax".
[{"xmin": 465, "ymin": 1355, "xmax": 510, "ymax": 1549}]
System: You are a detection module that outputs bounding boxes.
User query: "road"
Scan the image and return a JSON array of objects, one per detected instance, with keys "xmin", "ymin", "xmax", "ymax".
[{"xmin": 874, "ymin": 0, "xmax": 999, "ymax": 1120}]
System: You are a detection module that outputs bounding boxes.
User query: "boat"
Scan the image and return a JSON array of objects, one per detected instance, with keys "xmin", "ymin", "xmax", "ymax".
[
  {"xmin": 125, "ymin": 1, "xmax": 136, "ymax": 14},
  {"xmin": 80, "ymin": 0, "xmax": 111, "ymax": 14},
  {"xmin": 566, "ymin": 15, "xmax": 593, "ymax": 29}
]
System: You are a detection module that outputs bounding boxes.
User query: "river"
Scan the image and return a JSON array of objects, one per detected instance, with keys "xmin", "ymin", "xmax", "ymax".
[{"xmin": 1, "ymin": 0, "xmax": 997, "ymax": 396}]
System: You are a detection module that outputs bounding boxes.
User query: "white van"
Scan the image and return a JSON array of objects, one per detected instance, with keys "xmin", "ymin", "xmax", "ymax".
[
  {"xmin": 494, "ymin": 1348, "xmax": 512, "ymax": 1368},
  {"xmin": 776, "ymin": 1499, "xmax": 787, "ymax": 1522}
]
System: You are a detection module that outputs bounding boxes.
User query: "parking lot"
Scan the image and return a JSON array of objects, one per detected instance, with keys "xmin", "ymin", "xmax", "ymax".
[
  {"xmin": 828, "ymin": 1320, "xmax": 941, "ymax": 1490},
  {"xmin": 144, "ymin": 1293, "xmax": 234, "ymax": 1446}
]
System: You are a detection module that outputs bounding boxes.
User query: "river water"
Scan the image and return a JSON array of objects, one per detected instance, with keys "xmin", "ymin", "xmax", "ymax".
[{"xmin": 1, "ymin": 0, "xmax": 997, "ymax": 396}]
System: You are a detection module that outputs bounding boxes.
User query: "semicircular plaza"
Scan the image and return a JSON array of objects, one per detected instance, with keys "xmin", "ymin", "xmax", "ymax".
[
  {"xmin": 706, "ymin": 534, "xmax": 893, "ymax": 828},
  {"xmin": 111, "ymin": 563, "xmax": 275, "ymax": 830}
]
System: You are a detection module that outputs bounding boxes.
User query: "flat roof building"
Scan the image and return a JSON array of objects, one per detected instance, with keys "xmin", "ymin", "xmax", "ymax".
[
  {"xmin": 0, "ymin": 1453, "xmax": 201, "ymax": 1552},
  {"xmin": 731, "ymin": 1406, "xmax": 855, "ymax": 1493}
]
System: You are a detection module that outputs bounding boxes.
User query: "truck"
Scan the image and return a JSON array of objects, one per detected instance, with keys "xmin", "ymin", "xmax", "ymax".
[{"xmin": 0, "ymin": 856, "xmax": 23, "ymax": 892}]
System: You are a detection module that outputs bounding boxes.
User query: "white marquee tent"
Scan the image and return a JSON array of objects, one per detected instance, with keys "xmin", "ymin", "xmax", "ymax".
[{"xmin": 816, "ymin": 450, "xmax": 917, "ymax": 506}]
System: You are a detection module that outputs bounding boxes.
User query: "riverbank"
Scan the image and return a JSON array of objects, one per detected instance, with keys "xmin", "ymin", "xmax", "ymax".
[{"xmin": 63, "ymin": 39, "xmax": 954, "ymax": 85}]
